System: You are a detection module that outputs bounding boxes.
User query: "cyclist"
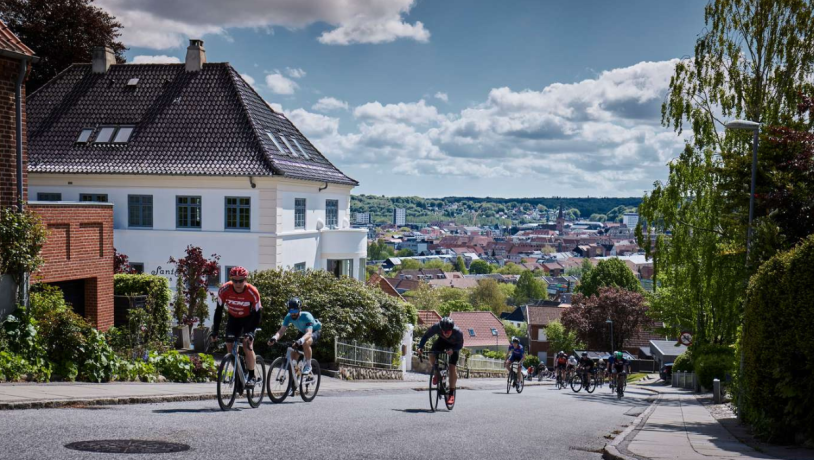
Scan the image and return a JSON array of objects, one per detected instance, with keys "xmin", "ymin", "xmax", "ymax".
[
  {"xmin": 416, "ymin": 317, "xmax": 464, "ymax": 405},
  {"xmin": 267, "ymin": 297, "xmax": 322, "ymax": 375},
  {"xmin": 567, "ymin": 353, "xmax": 578, "ymax": 380},
  {"xmin": 609, "ymin": 351, "xmax": 630, "ymax": 389},
  {"xmin": 596, "ymin": 358, "xmax": 607, "ymax": 385},
  {"xmin": 555, "ymin": 351, "xmax": 568, "ymax": 382},
  {"xmin": 577, "ymin": 352, "xmax": 595, "ymax": 387},
  {"xmin": 211, "ymin": 266, "xmax": 263, "ymax": 387},
  {"xmin": 504, "ymin": 337, "xmax": 525, "ymax": 387}
]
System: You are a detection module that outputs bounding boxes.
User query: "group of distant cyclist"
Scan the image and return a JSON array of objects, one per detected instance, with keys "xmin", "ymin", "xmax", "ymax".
[
  {"xmin": 552, "ymin": 349, "xmax": 631, "ymax": 395},
  {"xmin": 209, "ymin": 266, "xmax": 632, "ymax": 410}
]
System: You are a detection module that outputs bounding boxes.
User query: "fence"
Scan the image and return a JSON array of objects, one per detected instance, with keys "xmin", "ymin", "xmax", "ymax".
[
  {"xmin": 672, "ymin": 371, "xmax": 697, "ymax": 390},
  {"xmin": 466, "ymin": 355, "xmax": 505, "ymax": 371},
  {"xmin": 335, "ymin": 339, "xmax": 400, "ymax": 370}
]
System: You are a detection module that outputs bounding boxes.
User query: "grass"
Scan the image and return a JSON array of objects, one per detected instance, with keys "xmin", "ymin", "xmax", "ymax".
[{"xmin": 626, "ymin": 372, "xmax": 648, "ymax": 383}]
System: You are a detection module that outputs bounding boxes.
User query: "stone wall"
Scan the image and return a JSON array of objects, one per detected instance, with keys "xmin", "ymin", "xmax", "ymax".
[
  {"xmin": 338, "ymin": 365, "xmax": 404, "ymax": 380},
  {"xmin": 410, "ymin": 356, "xmax": 507, "ymax": 379}
]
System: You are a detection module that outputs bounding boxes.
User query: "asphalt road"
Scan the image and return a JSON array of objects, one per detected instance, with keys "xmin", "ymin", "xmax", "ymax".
[{"xmin": 0, "ymin": 380, "xmax": 655, "ymax": 460}]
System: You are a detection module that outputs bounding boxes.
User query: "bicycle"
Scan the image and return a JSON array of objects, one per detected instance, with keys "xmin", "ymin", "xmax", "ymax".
[
  {"xmin": 419, "ymin": 350, "xmax": 455, "ymax": 412},
  {"xmin": 507, "ymin": 362, "xmax": 524, "ymax": 394},
  {"xmin": 216, "ymin": 330, "xmax": 266, "ymax": 410},
  {"xmin": 555, "ymin": 368, "xmax": 566, "ymax": 389},
  {"xmin": 571, "ymin": 368, "xmax": 597, "ymax": 393},
  {"xmin": 615, "ymin": 372, "xmax": 627, "ymax": 399},
  {"xmin": 266, "ymin": 341, "xmax": 321, "ymax": 403}
]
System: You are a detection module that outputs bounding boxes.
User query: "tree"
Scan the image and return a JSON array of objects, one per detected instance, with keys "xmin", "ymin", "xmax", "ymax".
[
  {"xmin": 514, "ymin": 271, "xmax": 547, "ymax": 305},
  {"xmin": 453, "ymin": 256, "xmax": 468, "ymax": 274},
  {"xmin": 0, "ymin": 0, "xmax": 127, "ymax": 93},
  {"xmin": 576, "ymin": 258, "xmax": 640, "ymax": 297},
  {"xmin": 497, "ymin": 262, "xmax": 525, "ymax": 275},
  {"xmin": 406, "ymin": 283, "xmax": 440, "ymax": 312},
  {"xmin": 396, "ymin": 248, "xmax": 415, "ymax": 257},
  {"xmin": 113, "ymin": 248, "xmax": 134, "ymax": 274},
  {"xmin": 0, "ymin": 208, "xmax": 46, "ymax": 304},
  {"xmin": 422, "ymin": 259, "xmax": 454, "ymax": 272},
  {"xmin": 545, "ymin": 320, "xmax": 585, "ymax": 355},
  {"xmin": 498, "ymin": 283, "xmax": 516, "ymax": 305},
  {"xmin": 168, "ymin": 246, "xmax": 220, "ymax": 327},
  {"xmin": 469, "ymin": 279, "xmax": 508, "ymax": 315},
  {"xmin": 438, "ymin": 300, "xmax": 474, "ymax": 317},
  {"xmin": 503, "ymin": 320, "xmax": 527, "ymax": 339},
  {"xmin": 468, "ymin": 260, "xmax": 494, "ymax": 274},
  {"xmin": 562, "ymin": 287, "xmax": 651, "ymax": 352},
  {"xmin": 435, "ymin": 286, "xmax": 471, "ymax": 303}
]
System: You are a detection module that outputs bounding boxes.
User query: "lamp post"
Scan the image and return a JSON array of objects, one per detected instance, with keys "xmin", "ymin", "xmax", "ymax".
[
  {"xmin": 606, "ymin": 318, "xmax": 614, "ymax": 355},
  {"xmin": 724, "ymin": 119, "xmax": 760, "ymax": 422},
  {"xmin": 491, "ymin": 327, "xmax": 499, "ymax": 353}
]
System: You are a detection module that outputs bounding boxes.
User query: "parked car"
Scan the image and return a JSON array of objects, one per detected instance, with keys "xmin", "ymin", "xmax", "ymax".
[{"xmin": 659, "ymin": 362, "xmax": 673, "ymax": 383}]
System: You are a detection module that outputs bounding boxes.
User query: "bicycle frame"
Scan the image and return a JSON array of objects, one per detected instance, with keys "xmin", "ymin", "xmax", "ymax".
[{"xmin": 225, "ymin": 336, "xmax": 250, "ymax": 388}]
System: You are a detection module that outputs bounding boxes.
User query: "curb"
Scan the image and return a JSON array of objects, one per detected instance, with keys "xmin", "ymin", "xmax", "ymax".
[
  {"xmin": 603, "ymin": 385, "xmax": 661, "ymax": 460},
  {"xmin": 0, "ymin": 393, "xmax": 217, "ymax": 411}
]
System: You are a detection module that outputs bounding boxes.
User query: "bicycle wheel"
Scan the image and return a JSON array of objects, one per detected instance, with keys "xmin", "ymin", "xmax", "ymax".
[
  {"xmin": 571, "ymin": 374, "xmax": 583, "ymax": 393},
  {"xmin": 299, "ymin": 359, "xmax": 321, "ymax": 402},
  {"xmin": 428, "ymin": 371, "xmax": 439, "ymax": 412},
  {"xmin": 246, "ymin": 355, "xmax": 266, "ymax": 408},
  {"xmin": 217, "ymin": 354, "xmax": 238, "ymax": 411},
  {"xmin": 267, "ymin": 357, "xmax": 292, "ymax": 403},
  {"xmin": 506, "ymin": 372, "xmax": 512, "ymax": 394},
  {"xmin": 516, "ymin": 373, "xmax": 524, "ymax": 393},
  {"xmin": 585, "ymin": 375, "xmax": 596, "ymax": 394}
]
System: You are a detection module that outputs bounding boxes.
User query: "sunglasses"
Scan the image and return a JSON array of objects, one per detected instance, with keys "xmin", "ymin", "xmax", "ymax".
[{"xmin": 232, "ymin": 278, "xmax": 246, "ymax": 284}]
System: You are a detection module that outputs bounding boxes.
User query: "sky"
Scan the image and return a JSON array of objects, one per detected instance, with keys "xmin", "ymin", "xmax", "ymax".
[{"xmin": 98, "ymin": 0, "xmax": 709, "ymax": 198}]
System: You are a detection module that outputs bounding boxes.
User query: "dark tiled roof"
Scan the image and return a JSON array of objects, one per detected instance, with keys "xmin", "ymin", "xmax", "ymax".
[
  {"xmin": 0, "ymin": 21, "xmax": 35, "ymax": 57},
  {"xmin": 26, "ymin": 63, "xmax": 356, "ymax": 185}
]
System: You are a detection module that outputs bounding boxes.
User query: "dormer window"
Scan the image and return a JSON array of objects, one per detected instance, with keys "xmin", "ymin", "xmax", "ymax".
[
  {"xmin": 94, "ymin": 125, "xmax": 135, "ymax": 144},
  {"xmin": 76, "ymin": 128, "xmax": 94, "ymax": 143},
  {"xmin": 113, "ymin": 126, "xmax": 134, "ymax": 143}
]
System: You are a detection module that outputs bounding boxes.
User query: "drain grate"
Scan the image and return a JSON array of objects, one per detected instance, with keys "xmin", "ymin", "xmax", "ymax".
[{"xmin": 65, "ymin": 440, "xmax": 190, "ymax": 454}]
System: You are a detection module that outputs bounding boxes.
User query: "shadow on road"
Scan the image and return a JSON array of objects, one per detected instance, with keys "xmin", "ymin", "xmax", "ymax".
[
  {"xmin": 391, "ymin": 408, "xmax": 441, "ymax": 414},
  {"xmin": 152, "ymin": 407, "xmax": 235, "ymax": 414}
]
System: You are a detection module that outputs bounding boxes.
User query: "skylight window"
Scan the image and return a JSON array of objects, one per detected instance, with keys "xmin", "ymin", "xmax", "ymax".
[
  {"xmin": 468, "ymin": 328, "xmax": 476, "ymax": 337},
  {"xmin": 127, "ymin": 78, "xmax": 139, "ymax": 87},
  {"xmin": 95, "ymin": 126, "xmax": 115, "ymax": 143},
  {"xmin": 291, "ymin": 137, "xmax": 311, "ymax": 160},
  {"xmin": 76, "ymin": 128, "xmax": 93, "ymax": 143},
  {"xmin": 280, "ymin": 135, "xmax": 299, "ymax": 158},
  {"xmin": 266, "ymin": 132, "xmax": 287, "ymax": 155},
  {"xmin": 113, "ymin": 126, "xmax": 134, "ymax": 143}
]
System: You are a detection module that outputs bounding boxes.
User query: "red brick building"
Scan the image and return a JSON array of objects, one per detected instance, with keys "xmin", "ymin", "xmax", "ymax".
[
  {"xmin": 0, "ymin": 22, "xmax": 114, "ymax": 329},
  {"xmin": 526, "ymin": 304, "xmax": 566, "ymax": 367}
]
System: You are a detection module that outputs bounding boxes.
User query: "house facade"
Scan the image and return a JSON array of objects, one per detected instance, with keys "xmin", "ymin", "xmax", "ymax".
[{"xmin": 26, "ymin": 41, "xmax": 366, "ymax": 322}]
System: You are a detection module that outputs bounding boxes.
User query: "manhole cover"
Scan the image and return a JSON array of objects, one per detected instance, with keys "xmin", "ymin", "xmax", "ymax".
[{"xmin": 65, "ymin": 440, "xmax": 190, "ymax": 454}]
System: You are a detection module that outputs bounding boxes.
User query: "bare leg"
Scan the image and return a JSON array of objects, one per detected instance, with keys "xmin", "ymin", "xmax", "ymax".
[
  {"xmin": 303, "ymin": 337, "xmax": 313, "ymax": 363},
  {"xmin": 429, "ymin": 353, "xmax": 439, "ymax": 381},
  {"xmin": 449, "ymin": 364, "xmax": 457, "ymax": 390},
  {"xmin": 243, "ymin": 338, "xmax": 255, "ymax": 372}
]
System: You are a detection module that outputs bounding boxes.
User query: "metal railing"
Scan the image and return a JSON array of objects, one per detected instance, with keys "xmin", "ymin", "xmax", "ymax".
[
  {"xmin": 335, "ymin": 339, "xmax": 400, "ymax": 370},
  {"xmin": 466, "ymin": 355, "xmax": 505, "ymax": 371}
]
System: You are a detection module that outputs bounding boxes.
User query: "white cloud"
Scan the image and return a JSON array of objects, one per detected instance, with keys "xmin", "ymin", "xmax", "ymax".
[
  {"xmin": 434, "ymin": 92, "xmax": 448, "ymax": 103},
  {"xmin": 286, "ymin": 67, "xmax": 307, "ymax": 79},
  {"xmin": 131, "ymin": 55, "xmax": 181, "ymax": 64},
  {"xmin": 96, "ymin": 0, "xmax": 429, "ymax": 49},
  {"xmin": 312, "ymin": 97, "xmax": 349, "ymax": 112},
  {"xmin": 283, "ymin": 60, "xmax": 687, "ymax": 196},
  {"xmin": 354, "ymin": 99, "xmax": 445, "ymax": 125},
  {"xmin": 265, "ymin": 73, "xmax": 299, "ymax": 95},
  {"xmin": 240, "ymin": 73, "xmax": 256, "ymax": 87}
]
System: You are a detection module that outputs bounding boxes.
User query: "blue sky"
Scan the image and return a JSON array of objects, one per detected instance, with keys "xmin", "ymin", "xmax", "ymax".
[{"xmin": 99, "ymin": 0, "xmax": 708, "ymax": 197}]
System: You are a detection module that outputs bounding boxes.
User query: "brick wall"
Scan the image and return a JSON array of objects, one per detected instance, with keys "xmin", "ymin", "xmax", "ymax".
[
  {"xmin": 529, "ymin": 324, "xmax": 555, "ymax": 366},
  {"xmin": 0, "ymin": 56, "xmax": 27, "ymax": 208},
  {"xmin": 29, "ymin": 203, "xmax": 114, "ymax": 330}
]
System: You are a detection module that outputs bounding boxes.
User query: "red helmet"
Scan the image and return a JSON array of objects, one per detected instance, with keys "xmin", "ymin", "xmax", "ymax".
[{"xmin": 229, "ymin": 266, "xmax": 248, "ymax": 279}]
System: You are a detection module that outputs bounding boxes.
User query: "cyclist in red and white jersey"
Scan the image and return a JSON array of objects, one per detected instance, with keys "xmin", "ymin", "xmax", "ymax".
[{"xmin": 211, "ymin": 267, "xmax": 263, "ymax": 386}]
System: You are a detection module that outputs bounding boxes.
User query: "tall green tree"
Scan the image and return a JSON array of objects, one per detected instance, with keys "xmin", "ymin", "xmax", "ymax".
[
  {"xmin": 514, "ymin": 271, "xmax": 547, "ymax": 305},
  {"xmin": 0, "ymin": 0, "xmax": 127, "ymax": 93},
  {"xmin": 576, "ymin": 258, "xmax": 640, "ymax": 298},
  {"xmin": 453, "ymin": 256, "xmax": 468, "ymax": 274},
  {"xmin": 468, "ymin": 260, "xmax": 494, "ymax": 274},
  {"xmin": 562, "ymin": 287, "xmax": 651, "ymax": 352},
  {"xmin": 545, "ymin": 320, "xmax": 584, "ymax": 356},
  {"xmin": 469, "ymin": 279, "xmax": 508, "ymax": 315}
]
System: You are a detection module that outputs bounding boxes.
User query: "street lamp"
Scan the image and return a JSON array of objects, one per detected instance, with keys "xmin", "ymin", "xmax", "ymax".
[
  {"xmin": 491, "ymin": 328, "xmax": 499, "ymax": 353},
  {"xmin": 606, "ymin": 318, "xmax": 614, "ymax": 355},
  {"xmin": 724, "ymin": 119, "xmax": 760, "ymax": 422}
]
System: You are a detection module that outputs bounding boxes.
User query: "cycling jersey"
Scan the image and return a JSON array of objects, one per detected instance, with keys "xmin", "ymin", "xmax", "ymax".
[
  {"xmin": 418, "ymin": 323, "xmax": 465, "ymax": 351},
  {"xmin": 609, "ymin": 356, "xmax": 629, "ymax": 371},
  {"xmin": 556, "ymin": 354, "xmax": 568, "ymax": 366},
  {"xmin": 217, "ymin": 282, "xmax": 262, "ymax": 318},
  {"xmin": 508, "ymin": 344, "xmax": 524, "ymax": 361},
  {"xmin": 282, "ymin": 311, "xmax": 322, "ymax": 333},
  {"xmin": 578, "ymin": 356, "xmax": 595, "ymax": 370},
  {"xmin": 568, "ymin": 357, "xmax": 578, "ymax": 367}
]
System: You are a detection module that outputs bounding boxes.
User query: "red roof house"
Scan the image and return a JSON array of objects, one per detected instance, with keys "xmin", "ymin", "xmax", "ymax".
[{"xmin": 450, "ymin": 311, "xmax": 508, "ymax": 351}]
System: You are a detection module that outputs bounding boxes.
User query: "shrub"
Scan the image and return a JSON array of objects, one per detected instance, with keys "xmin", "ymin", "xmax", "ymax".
[
  {"xmin": 114, "ymin": 274, "xmax": 173, "ymax": 345},
  {"xmin": 116, "ymin": 359, "xmax": 158, "ymax": 382},
  {"xmin": 152, "ymin": 351, "xmax": 194, "ymax": 382},
  {"xmin": 523, "ymin": 355, "xmax": 540, "ymax": 369},
  {"xmin": 190, "ymin": 354, "xmax": 217, "ymax": 382},
  {"xmin": 29, "ymin": 284, "xmax": 69, "ymax": 319},
  {"xmin": 0, "ymin": 350, "xmax": 50, "ymax": 382},
  {"xmin": 251, "ymin": 269, "xmax": 412, "ymax": 362},
  {"xmin": 693, "ymin": 345, "xmax": 734, "ymax": 389},
  {"xmin": 742, "ymin": 234, "xmax": 814, "ymax": 443},
  {"xmin": 673, "ymin": 351, "xmax": 693, "ymax": 372}
]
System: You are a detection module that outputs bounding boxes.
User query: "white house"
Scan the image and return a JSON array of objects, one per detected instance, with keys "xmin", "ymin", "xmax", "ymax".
[{"xmin": 26, "ymin": 41, "xmax": 366, "ymax": 320}]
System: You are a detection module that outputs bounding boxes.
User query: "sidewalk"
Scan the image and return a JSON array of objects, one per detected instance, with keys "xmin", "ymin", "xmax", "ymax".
[
  {"xmin": 608, "ymin": 384, "xmax": 813, "ymax": 460},
  {"xmin": 0, "ymin": 376, "xmax": 546, "ymax": 410}
]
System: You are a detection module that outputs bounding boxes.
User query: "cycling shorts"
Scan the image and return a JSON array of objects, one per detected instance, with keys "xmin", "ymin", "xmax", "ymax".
[
  {"xmin": 509, "ymin": 355, "xmax": 523, "ymax": 363},
  {"xmin": 431, "ymin": 338, "xmax": 460, "ymax": 366},
  {"xmin": 297, "ymin": 329, "xmax": 321, "ymax": 345},
  {"xmin": 557, "ymin": 362, "xmax": 566, "ymax": 370},
  {"xmin": 225, "ymin": 316, "xmax": 254, "ymax": 343}
]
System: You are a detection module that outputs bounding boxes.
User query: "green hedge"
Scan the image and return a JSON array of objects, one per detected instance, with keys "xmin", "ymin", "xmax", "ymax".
[
  {"xmin": 114, "ymin": 274, "xmax": 173, "ymax": 345},
  {"xmin": 692, "ymin": 345, "xmax": 734, "ymax": 389},
  {"xmin": 743, "ymin": 234, "xmax": 814, "ymax": 443},
  {"xmin": 250, "ymin": 268, "xmax": 412, "ymax": 362},
  {"xmin": 672, "ymin": 351, "xmax": 693, "ymax": 372}
]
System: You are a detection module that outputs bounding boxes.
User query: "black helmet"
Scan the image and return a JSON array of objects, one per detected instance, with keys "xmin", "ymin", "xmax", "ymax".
[
  {"xmin": 439, "ymin": 316, "xmax": 455, "ymax": 332},
  {"xmin": 287, "ymin": 297, "xmax": 302, "ymax": 313}
]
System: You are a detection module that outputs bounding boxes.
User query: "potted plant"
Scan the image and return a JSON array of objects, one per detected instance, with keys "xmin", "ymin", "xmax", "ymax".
[{"xmin": 168, "ymin": 246, "xmax": 220, "ymax": 351}]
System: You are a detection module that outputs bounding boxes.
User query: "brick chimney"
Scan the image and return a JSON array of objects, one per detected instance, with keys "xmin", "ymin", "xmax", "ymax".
[
  {"xmin": 92, "ymin": 46, "xmax": 116, "ymax": 73},
  {"xmin": 185, "ymin": 39, "xmax": 206, "ymax": 72}
]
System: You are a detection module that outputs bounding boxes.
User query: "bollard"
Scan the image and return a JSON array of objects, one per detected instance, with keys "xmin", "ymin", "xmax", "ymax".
[
  {"xmin": 713, "ymin": 379, "xmax": 721, "ymax": 403},
  {"xmin": 672, "ymin": 372, "xmax": 677, "ymax": 387}
]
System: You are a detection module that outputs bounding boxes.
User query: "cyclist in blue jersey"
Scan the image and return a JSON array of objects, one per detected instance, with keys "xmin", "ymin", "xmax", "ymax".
[
  {"xmin": 417, "ymin": 317, "xmax": 464, "ymax": 405},
  {"xmin": 505, "ymin": 337, "xmax": 525, "ymax": 386},
  {"xmin": 608, "ymin": 351, "xmax": 630, "ymax": 389},
  {"xmin": 267, "ymin": 297, "xmax": 321, "ymax": 375}
]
